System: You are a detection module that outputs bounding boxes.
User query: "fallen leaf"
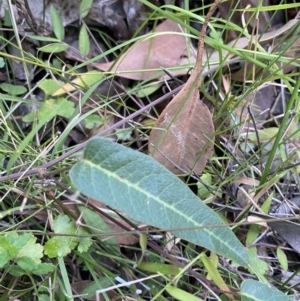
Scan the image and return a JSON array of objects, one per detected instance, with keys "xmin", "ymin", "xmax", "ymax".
[
  {"xmin": 148, "ymin": 97, "xmax": 214, "ymax": 175},
  {"xmin": 148, "ymin": 4, "xmax": 220, "ymax": 175},
  {"xmin": 94, "ymin": 19, "xmax": 188, "ymax": 80}
]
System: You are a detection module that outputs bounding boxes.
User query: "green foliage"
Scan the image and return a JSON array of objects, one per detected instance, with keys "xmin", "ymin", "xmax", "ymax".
[
  {"xmin": 38, "ymin": 79, "xmax": 64, "ymax": 96},
  {"xmin": 38, "ymin": 43, "xmax": 69, "ymax": 53},
  {"xmin": 80, "ymin": 0, "xmax": 94, "ymax": 18},
  {"xmin": 44, "ymin": 215, "xmax": 92, "ymax": 258},
  {"xmin": 84, "ymin": 114, "xmax": 104, "ymax": 129},
  {"xmin": 277, "ymin": 247, "xmax": 288, "ymax": 272},
  {"xmin": 241, "ymin": 279, "xmax": 293, "ymax": 301},
  {"xmin": 115, "ymin": 128, "xmax": 133, "ymax": 141},
  {"xmin": 70, "ymin": 137, "xmax": 249, "ymax": 266},
  {"xmin": 50, "ymin": 5, "xmax": 65, "ymax": 41},
  {"xmin": 79, "ymin": 23, "xmax": 90, "ymax": 56},
  {"xmin": 0, "ymin": 232, "xmax": 55, "ymax": 276},
  {"xmin": 0, "ymin": 57, "xmax": 5, "ymax": 68},
  {"xmin": 0, "ymin": 83, "xmax": 27, "ymax": 96},
  {"xmin": 22, "ymin": 98, "xmax": 75, "ymax": 122}
]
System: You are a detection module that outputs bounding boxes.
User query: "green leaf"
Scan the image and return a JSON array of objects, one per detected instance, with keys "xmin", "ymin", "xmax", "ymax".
[
  {"xmin": 80, "ymin": 0, "xmax": 93, "ymax": 18},
  {"xmin": 33, "ymin": 263, "xmax": 56, "ymax": 275},
  {"xmin": 18, "ymin": 236, "xmax": 43, "ymax": 264},
  {"xmin": 77, "ymin": 205, "xmax": 119, "ymax": 248},
  {"xmin": 22, "ymin": 111, "xmax": 36, "ymax": 122},
  {"xmin": 136, "ymin": 83, "xmax": 162, "ymax": 98},
  {"xmin": 201, "ymin": 254, "xmax": 229, "ymax": 293},
  {"xmin": 38, "ymin": 98, "xmax": 75, "ymax": 121},
  {"xmin": 11, "ymin": 232, "xmax": 32, "ymax": 249},
  {"xmin": 0, "ymin": 247, "xmax": 10, "ymax": 268},
  {"xmin": 138, "ymin": 262, "xmax": 181, "ymax": 276},
  {"xmin": 79, "ymin": 24, "xmax": 90, "ymax": 56},
  {"xmin": 166, "ymin": 286, "xmax": 204, "ymax": 301},
  {"xmin": 54, "ymin": 215, "xmax": 76, "ymax": 234},
  {"xmin": 77, "ymin": 228, "xmax": 92, "ymax": 253},
  {"xmin": 84, "ymin": 114, "xmax": 104, "ymax": 129},
  {"xmin": 53, "ymin": 70, "xmax": 104, "ymax": 96},
  {"xmin": 0, "ymin": 83, "xmax": 27, "ymax": 96},
  {"xmin": 70, "ymin": 138, "xmax": 249, "ymax": 266},
  {"xmin": 115, "ymin": 129, "xmax": 133, "ymax": 141},
  {"xmin": 247, "ymin": 247, "xmax": 269, "ymax": 283},
  {"xmin": 44, "ymin": 236, "xmax": 77, "ymax": 258},
  {"xmin": 8, "ymin": 265, "xmax": 25, "ymax": 276},
  {"xmin": 39, "ymin": 79, "xmax": 64, "ymax": 96},
  {"xmin": 38, "ymin": 294, "xmax": 51, "ymax": 301},
  {"xmin": 81, "ymin": 279, "xmax": 113, "ymax": 299},
  {"xmin": 50, "ymin": 5, "xmax": 64, "ymax": 41},
  {"xmin": 17, "ymin": 256, "xmax": 38, "ymax": 272},
  {"xmin": 38, "ymin": 43, "xmax": 69, "ymax": 53},
  {"xmin": 197, "ymin": 173, "xmax": 214, "ymax": 199},
  {"xmin": 277, "ymin": 247, "xmax": 288, "ymax": 271},
  {"xmin": 44, "ymin": 215, "xmax": 92, "ymax": 258},
  {"xmin": 241, "ymin": 279, "xmax": 293, "ymax": 301},
  {"xmin": 27, "ymin": 35, "xmax": 61, "ymax": 42},
  {"xmin": 0, "ymin": 57, "xmax": 5, "ymax": 68}
]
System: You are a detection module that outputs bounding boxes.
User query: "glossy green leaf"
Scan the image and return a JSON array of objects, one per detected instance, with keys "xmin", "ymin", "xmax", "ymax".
[
  {"xmin": 79, "ymin": 24, "xmax": 90, "ymax": 56},
  {"xmin": 70, "ymin": 138, "xmax": 249, "ymax": 266},
  {"xmin": 50, "ymin": 5, "xmax": 64, "ymax": 41},
  {"xmin": 241, "ymin": 279, "xmax": 293, "ymax": 301}
]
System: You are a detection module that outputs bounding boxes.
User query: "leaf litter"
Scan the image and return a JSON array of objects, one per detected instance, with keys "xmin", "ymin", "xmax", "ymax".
[
  {"xmin": 148, "ymin": 3, "xmax": 219, "ymax": 175},
  {"xmin": 1, "ymin": 0, "xmax": 300, "ymax": 299},
  {"xmin": 94, "ymin": 19, "xmax": 189, "ymax": 80}
]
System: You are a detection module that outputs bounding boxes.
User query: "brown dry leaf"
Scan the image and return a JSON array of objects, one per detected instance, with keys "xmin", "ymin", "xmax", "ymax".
[
  {"xmin": 148, "ymin": 97, "xmax": 214, "ymax": 175},
  {"xmin": 94, "ymin": 19, "xmax": 188, "ymax": 80},
  {"xmin": 148, "ymin": 3, "xmax": 220, "ymax": 175}
]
